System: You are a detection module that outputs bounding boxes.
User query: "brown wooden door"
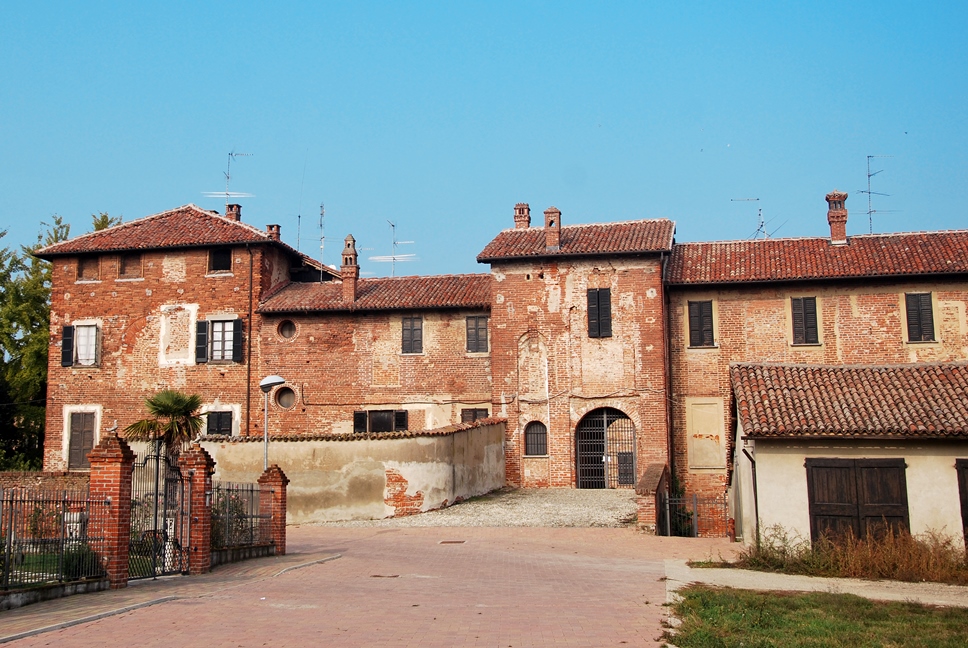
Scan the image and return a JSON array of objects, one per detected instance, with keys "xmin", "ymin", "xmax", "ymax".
[
  {"xmin": 957, "ymin": 459, "xmax": 968, "ymax": 548},
  {"xmin": 806, "ymin": 458, "xmax": 908, "ymax": 542},
  {"xmin": 68, "ymin": 412, "xmax": 95, "ymax": 469}
]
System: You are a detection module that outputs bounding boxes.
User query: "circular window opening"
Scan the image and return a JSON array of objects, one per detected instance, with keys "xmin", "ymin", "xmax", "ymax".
[
  {"xmin": 278, "ymin": 320, "xmax": 297, "ymax": 339},
  {"xmin": 275, "ymin": 386, "xmax": 296, "ymax": 409}
]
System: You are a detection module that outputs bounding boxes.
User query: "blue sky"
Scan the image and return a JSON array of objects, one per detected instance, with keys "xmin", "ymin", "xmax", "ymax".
[{"xmin": 1, "ymin": 2, "xmax": 965, "ymax": 276}]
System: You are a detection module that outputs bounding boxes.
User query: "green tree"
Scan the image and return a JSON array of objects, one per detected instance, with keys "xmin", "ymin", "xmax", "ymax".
[
  {"xmin": 0, "ymin": 218, "xmax": 71, "ymax": 469},
  {"xmin": 91, "ymin": 212, "xmax": 121, "ymax": 231},
  {"xmin": 124, "ymin": 390, "xmax": 205, "ymax": 454}
]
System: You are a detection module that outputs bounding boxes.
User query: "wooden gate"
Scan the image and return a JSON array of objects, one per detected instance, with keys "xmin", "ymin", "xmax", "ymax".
[
  {"xmin": 805, "ymin": 458, "xmax": 909, "ymax": 541},
  {"xmin": 575, "ymin": 408, "xmax": 636, "ymax": 489}
]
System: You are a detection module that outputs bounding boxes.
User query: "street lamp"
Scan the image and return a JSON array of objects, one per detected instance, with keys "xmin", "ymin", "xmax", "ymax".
[{"xmin": 259, "ymin": 375, "xmax": 286, "ymax": 471}]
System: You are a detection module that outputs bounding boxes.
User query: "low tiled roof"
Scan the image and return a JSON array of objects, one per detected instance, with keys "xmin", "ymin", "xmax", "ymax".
[
  {"xmin": 200, "ymin": 416, "xmax": 506, "ymax": 442},
  {"xmin": 259, "ymin": 273, "xmax": 492, "ymax": 313},
  {"xmin": 34, "ymin": 205, "xmax": 332, "ymax": 275},
  {"xmin": 667, "ymin": 231, "xmax": 968, "ymax": 285},
  {"xmin": 731, "ymin": 362, "xmax": 968, "ymax": 439},
  {"xmin": 477, "ymin": 219, "xmax": 675, "ymax": 263}
]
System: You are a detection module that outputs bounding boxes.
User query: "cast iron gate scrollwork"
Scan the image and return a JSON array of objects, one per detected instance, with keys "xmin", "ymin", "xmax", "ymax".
[
  {"xmin": 575, "ymin": 408, "xmax": 636, "ymax": 489},
  {"xmin": 129, "ymin": 443, "xmax": 190, "ymax": 579}
]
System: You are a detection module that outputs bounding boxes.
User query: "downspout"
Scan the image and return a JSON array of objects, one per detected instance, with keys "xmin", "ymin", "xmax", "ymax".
[
  {"xmin": 245, "ymin": 244, "xmax": 254, "ymax": 437},
  {"xmin": 742, "ymin": 447, "xmax": 760, "ymax": 550},
  {"xmin": 660, "ymin": 251, "xmax": 675, "ymax": 481}
]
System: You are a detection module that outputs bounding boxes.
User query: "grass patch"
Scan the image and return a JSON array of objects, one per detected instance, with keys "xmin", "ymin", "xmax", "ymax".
[
  {"xmin": 734, "ymin": 525, "xmax": 968, "ymax": 585},
  {"xmin": 666, "ymin": 584, "xmax": 968, "ymax": 647}
]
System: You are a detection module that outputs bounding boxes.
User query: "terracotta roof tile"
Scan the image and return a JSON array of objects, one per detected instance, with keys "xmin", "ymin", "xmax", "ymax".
[
  {"xmin": 200, "ymin": 416, "xmax": 506, "ymax": 442},
  {"xmin": 477, "ymin": 219, "xmax": 675, "ymax": 262},
  {"xmin": 667, "ymin": 231, "xmax": 968, "ymax": 285},
  {"xmin": 731, "ymin": 362, "xmax": 968, "ymax": 439},
  {"xmin": 259, "ymin": 273, "xmax": 491, "ymax": 313}
]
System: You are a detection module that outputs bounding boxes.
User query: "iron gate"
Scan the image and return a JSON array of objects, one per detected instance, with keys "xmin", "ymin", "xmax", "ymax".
[
  {"xmin": 658, "ymin": 493, "xmax": 729, "ymax": 537},
  {"xmin": 575, "ymin": 408, "xmax": 636, "ymax": 489},
  {"xmin": 129, "ymin": 443, "xmax": 190, "ymax": 579}
]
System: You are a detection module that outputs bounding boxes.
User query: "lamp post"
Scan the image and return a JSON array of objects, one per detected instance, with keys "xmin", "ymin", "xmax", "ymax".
[{"xmin": 259, "ymin": 375, "xmax": 285, "ymax": 471}]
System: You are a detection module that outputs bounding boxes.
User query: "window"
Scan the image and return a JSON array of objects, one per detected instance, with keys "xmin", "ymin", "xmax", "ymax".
[
  {"xmin": 195, "ymin": 319, "xmax": 243, "ymax": 363},
  {"xmin": 402, "ymin": 316, "xmax": 423, "ymax": 354},
  {"xmin": 587, "ymin": 288, "xmax": 612, "ymax": 338},
  {"xmin": 275, "ymin": 387, "xmax": 296, "ymax": 408},
  {"xmin": 791, "ymin": 297, "xmax": 819, "ymax": 345},
  {"xmin": 461, "ymin": 408, "xmax": 489, "ymax": 423},
  {"xmin": 206, "ymin": 411, "xmax": 233, "ymax": 436},
  {"xmin": 61, "ymin": 325, "xmax": 100, "ymax": 367},
  {"xmin": 68, "ymin": 412, "xmax": 96, "ymax": 470},
  {"xmin": 354, "ymin": 410, "xmax": 408, "ymax": 433},
  {"xmin": 905, "ymin": 293, "xmax": 935, "ymax": 342},
  {"xmin": 209, "ymin": 247, "xmax": 232, "ymax": 272},
  {"xmin": 688, "ymin": 300, "xmax": 714, "ymax": 347},
  {"xmin": 466, "ymin": 316, "xmax": 488, "ymax": 352},
  {"xmin": 77, "ymin": 257, "xmax": 99, "ymax": 281},
  {"xmin": 118, "ymin": 253, "xmax": 142, "ymax": 279},
  {"xmin": 524, "ymin": 421, "xmax": 548, "ymax": 456},
  {"xmin": 277, "ymin": 320, "xmax": 297, "ymax": 339}
]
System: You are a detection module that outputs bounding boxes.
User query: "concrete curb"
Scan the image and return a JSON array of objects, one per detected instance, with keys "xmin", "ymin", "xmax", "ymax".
[
  {"xmin": 273, "ymin": 553, "xmax": 342, "ymax": 578},
  {"xmin": 0, "ymin": 596, "xmax": 178, "ymax": 644}
]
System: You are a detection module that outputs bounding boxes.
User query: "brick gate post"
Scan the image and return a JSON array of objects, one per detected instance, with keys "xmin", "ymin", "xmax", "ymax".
[
  {"xmin": 178, "ymin": 443, "xmax": 216, "ymax": 575},
  {"xmin": 87, "ymin": 433, "xmax": 135, "ymax": 589},
  {"xmin": 635, "ymin": 463, "xmax": 669, "ymax": 535},
  {"xmin": 258, "ymin": 465, "xmax": 289, "ymax": 555}
]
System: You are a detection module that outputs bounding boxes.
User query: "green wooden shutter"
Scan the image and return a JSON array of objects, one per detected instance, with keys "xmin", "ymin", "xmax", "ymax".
[
  {"xmin": 598, "ymin": 289, "xmax": 612, "ymax": 337},
  {"xmin": 231, "ymin": 319, "xmax": 244, "ymax": 362},
  {"xmin": 195, "ymin": 321, "xmax": 209, "ymax": 363},
  {"xmin": 804, "ymin": 297, "xmax": 818, "ymax": 344},
  {"xmin": 61, "ymin": 325, "xmax": 75, "ymax": 366},
  {"xmin": 792, "ymin": 298, "xmax": 805, "ymax": 344},
  {"xmin": 587, "ymin": 290, "xmax": 599, "ymax": 337},
  {"xmin": 688, "ymin": 302, "xmax": 701, "ymax": 346},
  {"xmin": 700, "ymin": 301, "xmax": 714, "ymax": 346}
]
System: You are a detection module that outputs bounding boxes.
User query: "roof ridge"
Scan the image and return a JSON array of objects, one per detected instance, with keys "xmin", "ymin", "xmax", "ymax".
[
  {"xmin": 492, "ymin": 217, "xmax": 674, "ymax": 236},
  {"xmin": 675, "ymin": 228, "xmax": 968, "ymax": 247},
  {"xmin": 730, "ymin": 360, "xmax": 968, "ymax": 371},
  {"xmin": 357, "ymin": 272, "xmax": 491, "ymax": 282}
]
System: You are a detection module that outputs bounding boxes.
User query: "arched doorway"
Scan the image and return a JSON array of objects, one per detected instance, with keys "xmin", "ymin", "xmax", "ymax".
[{"xmin": 575, "ymin": 408, "xmax": 636, "ymax": 489}]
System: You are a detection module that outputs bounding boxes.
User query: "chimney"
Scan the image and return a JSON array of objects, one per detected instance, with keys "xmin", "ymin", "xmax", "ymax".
[
  {"xmin": 266, "ymin": 224, "xmax": 281, "ymax": 241},
  {"xmin": 341, "ymin": 234, "xmax": 359, "ymax": 303},
  {"xmin": 226, "ymin": 204, "xmax": 242, "ymax": 222},
  {"xmin": 544, "ymin": 207, "xmax": 561, "ymax": 251},
  {"xmin": 825, "ymin": 191, "xmax": 848, "ymax": 245},
  {"xmin": 513, "ymin": 203, "xmax": 531, "ymax": 229}
]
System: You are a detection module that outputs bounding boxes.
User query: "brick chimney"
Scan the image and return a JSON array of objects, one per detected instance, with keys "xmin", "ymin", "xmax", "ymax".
[
  {"xmin": 514, "ymin": 203, "xmax": 531, "ymax": 229},
  {"xmin": 266, "ymin": 224, "xmax": 281, "ymax": 241},
  {"xmin": 226, "ymin": 204, "xmax": 242, "ymax": 222},
  {"xmin": 544, "ymin": 207, "xmax": 561, "ymax": 251},
  {"xmin": 341, "ymin": 234, "xmax": 359, "ymax": 302},
  {"xmin": 825, "ymin": 191, "xmax": 848, "ymax": 245}
]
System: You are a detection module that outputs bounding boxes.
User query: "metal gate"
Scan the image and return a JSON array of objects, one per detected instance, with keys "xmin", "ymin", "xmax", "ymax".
[
  {"xmin": 658, "ymin": 493, "xmax": 729, "ymax": 537},
  {"xmin": 129, "ymin": 443, "xmax": 190, "ymax": 579},
  {"xmin": 575, "ymin": 408, "xmax": 636, "ymax": 489}
]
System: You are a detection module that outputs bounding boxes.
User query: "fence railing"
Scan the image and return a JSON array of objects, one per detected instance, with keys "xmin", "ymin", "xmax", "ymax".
[
  {"xmin": 1, "ymin": 487, "xmax": 108, "ymax": 590},
  {"xmin": 210, "ymin": 481, "xmax": 271, "ymax": 550},
  {"xmin": 658, "ymin": 492, "xmax": 729, "ymax": 538}
]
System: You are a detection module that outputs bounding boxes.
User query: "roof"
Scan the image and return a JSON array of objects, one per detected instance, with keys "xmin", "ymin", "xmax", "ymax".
[
  {"xmin": 477, "ymin": 219, "xmax": 675, "ymax": 263},
  {"xmin": 34, "ymin": 204, "xmax": 333, "ymax": 275},
  {"xmin": 200, "ymin": 416, "xmax": 505, "ymax": 443},
  {"xmin": 731, "ymin": 362, "xmax": 968, "ymax": 439},
  {"xmin": 259, "ymin": 273, "xmax": 492, "ymax": 313},
  {"xmin": 667, "ymin": 230, "xmax": 968, "ymax": 285}
]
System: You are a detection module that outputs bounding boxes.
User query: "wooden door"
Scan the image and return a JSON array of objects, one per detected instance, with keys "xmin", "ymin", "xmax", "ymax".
[{"xmin": 68, "ymin": 412, "xmax": 95, "ymax": 469}]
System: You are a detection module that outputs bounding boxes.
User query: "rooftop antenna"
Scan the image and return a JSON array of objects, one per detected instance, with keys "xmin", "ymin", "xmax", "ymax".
[
  {"xmin": 368, "ymin": 220, "xmax": 416, "ymax": 276},
  {"xmin": 296, "ymin": 149, "xmax": 308, "ymax": 252},
  {"xmin": 318, "ymin": 203, "xmax": 325, "ymax": 282},
  {"xmin": 858, "ymin": 155, "xmax": 894, "ymax": 234},
  {"xmin": 202, "ymin": 151, "xmax": 254, "ymax": 213},
  {"xmin": 731, "ymin": 198, "xmax": 766, "ymax": 238}
]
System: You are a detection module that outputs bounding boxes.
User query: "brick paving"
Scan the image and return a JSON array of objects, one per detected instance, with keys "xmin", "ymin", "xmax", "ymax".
[{"xmin": 1, "ymin": 526, "xmax": 732, "ymax": 647}]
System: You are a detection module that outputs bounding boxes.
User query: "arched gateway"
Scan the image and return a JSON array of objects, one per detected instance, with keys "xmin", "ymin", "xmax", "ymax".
[{"xmin": 575, "ymin": 407, "xmax": 636, "ymax": 489}]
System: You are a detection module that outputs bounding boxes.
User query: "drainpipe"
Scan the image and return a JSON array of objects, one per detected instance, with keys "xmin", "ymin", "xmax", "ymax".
[
  {"xmin": 742, "ymin": 447, "xmax": 760, "ymax": 550},
  {"xmin": 245, "ymin": 244, "xmax": 254, "ymax": 437},
  {"xmin": 660, "ymin": 251, "xmax": 675, "ymax": 481}
]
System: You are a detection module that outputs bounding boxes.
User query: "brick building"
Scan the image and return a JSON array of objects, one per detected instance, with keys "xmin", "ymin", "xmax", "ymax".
[{"xmin": 35, "ymin": 193, "xmax": 968, "ymax": 542}]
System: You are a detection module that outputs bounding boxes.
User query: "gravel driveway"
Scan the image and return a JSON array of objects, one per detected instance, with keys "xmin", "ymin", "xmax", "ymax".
[{"xmin": 310, "ymin": 487, "xmax": 639, "ymax": 528}]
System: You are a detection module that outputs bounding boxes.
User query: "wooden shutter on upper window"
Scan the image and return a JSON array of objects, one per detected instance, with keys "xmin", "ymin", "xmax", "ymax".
[
  {"xmin": 598, "ymin": 289, "xmax": 611, "ymax": 337},
  {"xmin": 587, "ymin": 290, "xmax": 599, "ymax": 337},
  {"xmin": 792, "ymin": 298, "xmax": 805, "ymax": 344},
  {"xmin": 231, "ymin": 319, "xmax": 244, "ymax": 362},
  {"xmin": 689, "ymin": 301, "xmax": 713, "ymax": 347},
  {"xmin": 906, "ymin": 293, "xmax": 934, "ymax": 341},
  {"xmin": 466, "ymin": 317, "xmax": 478, "ymax": 352},
  {"xmin": 61, "ymin": 325, "xmax": 75, "ymax": 366},
  {"xmin": 195, "ymin": 321, "xmax": 209, "ymax": 363},
  {"xmin": 804, "ymin": 297, "xmax": 818, "ymax": 344}
]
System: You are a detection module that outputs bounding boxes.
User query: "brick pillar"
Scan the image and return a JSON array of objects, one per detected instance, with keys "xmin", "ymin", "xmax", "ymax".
[
  {"xmin": 87, "ymin": 433, "xmax": 135, "ymax": 589},
  {"xmin": 258, "ymin": 465, "xmax": 289, "ymax": 555},
  {"xmin": 178, "ymin": 444, "xmax": 216, "ymax": 575}
]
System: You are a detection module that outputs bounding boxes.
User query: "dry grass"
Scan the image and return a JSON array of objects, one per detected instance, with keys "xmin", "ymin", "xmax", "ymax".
[{"xmin": 735, "ymin": 525, "xmax": 968, "ymax": 585}]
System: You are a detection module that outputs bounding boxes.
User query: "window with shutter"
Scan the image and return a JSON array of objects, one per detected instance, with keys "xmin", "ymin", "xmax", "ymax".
[
  {"xmin": 402, "ymin": 316, "xmax": 423, "ymax": 354},
  {"xmin": 354, "ymin": 410, "xmax": 410, "ymax": 432},
  {"xmin": 461, "ymin": 408, "xmax": 489, "ymax": 423},
  {"xmin": 206, "ymin": 411, "xmax": 233, "ymax": 436},
  {"xmin": 466, "ymin": 316, "xmax": 489, "ymax": 352},
  {"xmin": 62, "ymin": 324, "xmax": 100, "ymax": 367},
  {"xmin": 905, "ymin": 293, "xmax": 935, "ymax": 341},
  {"xmin": 792, "ymin": 297, "xmax": 819, "ymax": 344},
  {"xmin": 587, "ymin": 289, "xmax": 612, "ymax": 338},
  {"xmin": 688, "ymin": 301, "xmax": 714, "ymax": 347},
  {"xmin": 200, "ymin": 319, "xmax": 244, "ymax": 363}
]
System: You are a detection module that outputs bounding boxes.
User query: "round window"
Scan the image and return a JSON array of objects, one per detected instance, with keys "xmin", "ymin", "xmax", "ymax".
[
  {"xmin": 275, "ymin": 386, "xmax": 296, "ymax": 409},
  {"xmin": 278, "ymin": 320, "xmax": 297, "ymax": 339}
]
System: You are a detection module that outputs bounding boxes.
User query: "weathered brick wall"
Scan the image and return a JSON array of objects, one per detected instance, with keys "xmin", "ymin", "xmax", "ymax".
[
  {"xmin": 668, "ymin": 279, "xmax": 968, "ymax": 499},
  {"xmin": 257, "ymin": 309, "xmax": 492, "ymax": 436},
  {"xmin": 44, "ymin": 244, "xmax": 271, "ymax": 470},
  {"xmin": 489, "ymin": 257, "xmax": 670, "ymax": 488}
]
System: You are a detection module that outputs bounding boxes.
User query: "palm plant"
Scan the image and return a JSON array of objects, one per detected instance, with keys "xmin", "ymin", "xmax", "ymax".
[{"xmin": 124, "ymin": 390, "xmax": 204, "ymax": 454}]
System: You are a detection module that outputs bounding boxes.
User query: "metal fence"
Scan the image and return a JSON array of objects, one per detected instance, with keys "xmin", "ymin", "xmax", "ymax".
[
  {"xmin": 658, "ymin": 492, "xmax": 729, "ymax": 538},
  {"xmin": 1, "ymin": 487, "xmax": 107, "ymax": 590},
  {"xmin": 210, "ymin": 481, "xmax": 271, "ymax": 550}
]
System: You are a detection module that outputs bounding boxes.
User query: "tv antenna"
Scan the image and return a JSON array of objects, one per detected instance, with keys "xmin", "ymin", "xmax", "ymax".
[
  {"xmin": 318, "ymin": 203, "xmax": 326, "ymax": 282},
  {"xmin": 368, "ymin": 220, "xmax": 416, "ymax": 276},
  {"xmin": 858, "ymin": 155, "xmax": 895, "ymax": 234},
  {"xmin": 202, "ymin": 151, "xmax": 254, "ymax": 214},
  {"xmin": 732, "ymin": 198, "xmax": 786, "ymax": 239}
]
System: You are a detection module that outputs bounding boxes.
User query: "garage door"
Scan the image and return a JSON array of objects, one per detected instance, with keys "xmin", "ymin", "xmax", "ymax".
[{"xmin": 805, "ymin": 458, "xmax": 909, "ymax": 542}]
